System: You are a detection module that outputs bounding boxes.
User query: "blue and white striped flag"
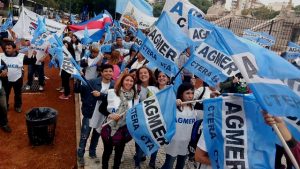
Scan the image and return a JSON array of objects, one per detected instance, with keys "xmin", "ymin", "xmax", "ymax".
[
  {"xmin": 203, "ymin": 94, "xmax": 276, "ymax": 169},
  {"xmin": 188, "ymin": 14, "xmax": 214, "ymax": 46},
  {"xmin": 140, "ymin": 12, "xmax": 193, "ymax": 80},
  {"xmin": 0, "ymin": 12, "xmax": 13, "ymax": 32},
  {"xmin": 116, "ymin": 0, "xmax": 153, "ymax": 16},
  {"xmin": 126, "ymin": 86, "xmax": 176, "ymax": 155},
  {"xmin": 48, "ymin": 35, "xmax": 86, "ymax": 84},
  {"xmin": 31, "ymin": 17, "xmax": 47, "ymax": 46},
  {"xmin": 215, "ymin": 26, "xmax": 300, "ymax": 118},
  {"xmin": 284, "ymin": 42, "xmax": 300, "ymax": 59},
  {"xmin": 184, "ymin": 27, "xmax": 239, "ymax": 87}
]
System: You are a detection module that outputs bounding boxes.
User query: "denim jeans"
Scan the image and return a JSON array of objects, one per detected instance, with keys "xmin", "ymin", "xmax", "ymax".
[
  {"xmin": 77, "ymin": 117, "xmax": 100, "ymax": 157},
  {"xmin": 0, "ymin": 88, "xmax": 8, "ymax": 126},
  {"xmin": 134, "ymin": 143, "xmax": 158, "ymax": 167},
  {"xmin": 161, "ymin": 154, "xmax": 187, "ymax": 169},
  {"xmin": 27, "ymin": 64, "xmax": 45, "ymax": 86}
]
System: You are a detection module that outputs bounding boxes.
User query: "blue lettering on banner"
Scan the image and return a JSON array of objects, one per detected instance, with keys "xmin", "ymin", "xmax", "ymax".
[
  {"xmin": 176, "ymin": 118, "xmax": 195, "ymax": 124},
  {"xmin": 129, "ymin": 108, "xmax": 139, "ymax": 131},
  {"xmin": 170, "ymin": 2, "xmax": 183, "ymax": 16},
  {"xmin": 141, "ymin": 135, "xmax": 155, "ymax": 151},
  {"xmin": 207, "ymin": 105, "xmax": 216, "ymax": 139},
  {"xmin": 62, "ymin": 54, "xmax": 74, "ymax": 73}
]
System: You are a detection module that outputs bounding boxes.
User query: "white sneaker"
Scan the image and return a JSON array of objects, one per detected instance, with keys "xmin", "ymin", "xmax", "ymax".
[
  {"xmin": 39, "ymin": 86, "xmax": 44, "ymax": 91},
  {"xmin": 34, "ymin": 77, "xmax": 38, "ymax": 80},
  {"xmin": 25, "ymin": 85, "xmax": 30, "ymax": 90}
]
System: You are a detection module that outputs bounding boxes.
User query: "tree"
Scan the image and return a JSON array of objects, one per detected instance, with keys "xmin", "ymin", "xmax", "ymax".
[
  {"xmin": 293, "ymin": 5, "xmax": 300, "ymax": 15},
  {"xmin": 153, "ymin": 1, "xmax": 165, "ymax": 17},
  {"xmin": 190, "ymin": 0, "xmax": 213, "ymax": 14},
  {"xmin": 243, "ymin": 6, "xmax": 280, "ymax": 20}
]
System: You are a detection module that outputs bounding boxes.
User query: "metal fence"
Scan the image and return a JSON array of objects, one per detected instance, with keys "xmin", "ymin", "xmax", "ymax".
[{"xmin": 206, "ymin": 16, "xmax": 300, "ymax": 53}]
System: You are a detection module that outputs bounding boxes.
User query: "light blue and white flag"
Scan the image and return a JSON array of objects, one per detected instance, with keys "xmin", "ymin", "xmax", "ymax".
[
  {"xmin": 116, "ymin": 0, "xmax": 153, "ymax": 16},
  {"xmin": 0, "ymin": 12, "xmax": 13, "ymax": 32},
  {"xmin": 104, "ymin": 25, "xmax": 112, "ymax": 44},
  {"xmin": 188, "ymin": 14, "xmax": 214, "ymax": 46},
  {"xmin": 133, "ymin": 29, "xmax": 146, "ymax": 50},
  {"xmin": 203, "ymin": 94, "xmax": 276, "ymax": 169},
  {"xmin": 163, "ymin": 0, "xmax": 205, "ymax": 34},
  {"xmin": 242, "ymin": 29, "xmax": 276, "ymax": 48},
  {"xmin": 184, "ymin": 28, "xmax": 239, "ymax": 87},
  {"xmin": 140, "ymin": 12, "xmax": 193, "ymax": 80},
  {"xmin": 55, "ymin": 14, "xmax": 61, "ymax": 23},
  {"xmin": 48, "ymin": 34, "xmax": 86, "ymax": 84},
  {"xmin": 31, "ymin": 17, "xmax": 47, "ymax": 46},
  {"xmin": 81, "ymin": 26, "xmax": 92, "ymax": 46},
  {"xmin": 214, "ymin": 26, "xmax": 300, "ymax": 118},
  {"xmin": 284, "ymin": 42, "xmax": 300, "ymax": 59},
  {"xmin": 126, "ymin": 86, "xmax": 176, "ymax": 155}
]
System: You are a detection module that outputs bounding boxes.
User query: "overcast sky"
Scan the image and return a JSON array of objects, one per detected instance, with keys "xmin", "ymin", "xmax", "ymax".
[{"xmin": 260, "ymin": 0, "xmax": 300, "ymax": 6}]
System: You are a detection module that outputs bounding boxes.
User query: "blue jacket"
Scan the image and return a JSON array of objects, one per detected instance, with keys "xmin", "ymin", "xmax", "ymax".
[{"xmin": 74, "ymin": 77, "xmax": 114, "ymax": 118}]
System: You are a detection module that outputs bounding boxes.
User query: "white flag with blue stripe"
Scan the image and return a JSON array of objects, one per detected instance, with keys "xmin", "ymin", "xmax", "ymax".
[
  {"xmin": 203, "ymin": 94, "xmax": 276, "ymax": 169},
  {"xmin": 184, "ymin": 28, "xmax": 239, "ymax": 87},
  {"xmin": 214, "ymin": 26, "xmax": 300, "ymax": 118},
  {"xmin": 116, "ymin": 0, "xmax": 153, "ymax": 16},
  {"xmin": 126, "ymin": 86, "xmax": 176, "ymax": 155},
  {"xmin": 242, "ymin": 29, "xmax": 276, "ymax": 48},
  {"xmin": 139, "ymin": 12, "xmax": 193, "ymax": 79},
  {"xmin": 284, "ymin": 42, "xmax": 300, "ymax": 59}
]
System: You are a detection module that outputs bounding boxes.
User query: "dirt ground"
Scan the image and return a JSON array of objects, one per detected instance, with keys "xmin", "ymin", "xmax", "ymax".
[{"xmin": 0, "ymin": 62, "xmax": 77, "ymax": 169}]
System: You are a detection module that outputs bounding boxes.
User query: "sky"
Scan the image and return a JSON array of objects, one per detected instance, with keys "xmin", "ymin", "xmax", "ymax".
[
  {"xmin": 260, "ymin": 0, "xmax": 300, "ymax": 6},
  {"xmin": 225, "ymin": 0, "xmax": 300, "ymax": 10}
]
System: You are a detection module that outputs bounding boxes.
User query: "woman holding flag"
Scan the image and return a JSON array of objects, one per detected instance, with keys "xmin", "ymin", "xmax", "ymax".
[
  {"xmin": 100, "ymin": 73, "xmax": 139, "ymax": 169},
  {"xmin": 161, "ymin": 83, "xmax": 197, "ymax": 169},
  {"xmin": 134, "ymin": 66, "xmax": 159, "ymax": 169}
]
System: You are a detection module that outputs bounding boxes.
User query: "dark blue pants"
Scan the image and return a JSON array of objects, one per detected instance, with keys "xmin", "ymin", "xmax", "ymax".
[
  {"xmin": 27, "ymin": 64, "xmax": 45, "ymax": 86},
  {"xmin": 161, "ymin": 154, "xmax": 187, "ymax": 169}
]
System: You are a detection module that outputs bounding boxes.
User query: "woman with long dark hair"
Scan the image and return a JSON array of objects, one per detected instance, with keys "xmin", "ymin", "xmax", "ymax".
[{"xmin": 161, "ymin": 83, "xmax": 197, "ymax": 169}]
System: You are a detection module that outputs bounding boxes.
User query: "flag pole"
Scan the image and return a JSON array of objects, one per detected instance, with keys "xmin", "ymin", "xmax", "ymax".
[
  {"xmin": 272, "ymin": 123, "xmax": 300, "ymax": 169},
  {"xmin": 101, "ymin": 112, "xmax": 126, "ymax": 127},
  {"xmin": 181, "ymin": 99, "xmax": 203, "ymax": 105}
]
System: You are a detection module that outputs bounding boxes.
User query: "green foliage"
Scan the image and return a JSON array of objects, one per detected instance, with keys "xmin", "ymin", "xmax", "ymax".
[
  {"xmin": 190, "ymin": 0, "xmax": 213, "ymax": 14},
  {"xmin": 294, "ymin": 5, "xmax": 300, "ymax": 15},
  {"xmin": 244, "ymin": 6, "xmax": 280, "ymax": 20},
  {"xmin": 153, "ymin": 1, "xmax": 165, "ymax": 17}
]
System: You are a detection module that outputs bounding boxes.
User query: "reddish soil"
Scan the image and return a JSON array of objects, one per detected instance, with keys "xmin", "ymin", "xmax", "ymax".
[{"xmin": 0, "ymin": 61, "xmax": 77, "ymax": 169}]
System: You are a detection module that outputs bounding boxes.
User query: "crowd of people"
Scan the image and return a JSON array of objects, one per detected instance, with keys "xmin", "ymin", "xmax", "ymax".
[{"xmin": 0, "ymin": 17, "xmax": 299, "ymax": 169}]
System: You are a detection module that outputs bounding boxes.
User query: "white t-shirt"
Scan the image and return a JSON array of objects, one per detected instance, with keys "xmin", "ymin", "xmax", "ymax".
[
  {"xmin": 73, "ymin": 43, "xmax": 82, "ymax": 62},
  {"xmin": 197, "ymin": 133, "xmax": 212, "ymax": 169},
  {"xmin": 130, "ymin": 59, "xmax": 146, "ymax": 70},
  {"xmin": 194, "ymin": 87, "xmax": 212, "ymax": 120},
  {"xmin": 165, "ymin": 106, "xmax": 196, "ymax": 157},
  {"xmin": 84, "ymin": 55, "xmax": 102, "ymax": 80},
  {"xmin": 1, "ymin": 53, "xmax": 25, "ymax": 82},
  {"xmin": 101, "ymin": 82, "xmax": 110, "ymax": 93}
]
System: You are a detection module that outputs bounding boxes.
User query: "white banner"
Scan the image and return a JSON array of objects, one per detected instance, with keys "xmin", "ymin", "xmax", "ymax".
[
  {"xmin": 162, "ymin": 0, "xmax": 205, "ymax": 33},
  {"xmin": 120, "ymin": 1, "xmax": 157, "ymax": 29},
  {"xmin": 12, "ymin": 7, "xmax": 66, "ymax": 40}
]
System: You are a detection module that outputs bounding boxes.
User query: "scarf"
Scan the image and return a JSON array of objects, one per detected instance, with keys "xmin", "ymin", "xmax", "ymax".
[{"xmin": 110, "ymin": 87, "xmax": 134, "ymax": 136}]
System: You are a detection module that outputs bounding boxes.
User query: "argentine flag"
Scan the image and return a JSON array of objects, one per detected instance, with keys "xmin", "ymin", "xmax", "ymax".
[
  {"xmin": 126, "ymin": 86, "xmax": 176, "ymax": 155},
  {"xmin": 214, "ymin": 26, "xmax": 300, "ymax": 118},
  {"xmin": 116, "ymin": 0, "xmax": 153, "ymax": 16},
  {"xmin": 202, "ymin": 94, "xmax": 276, "ymax": 169}
]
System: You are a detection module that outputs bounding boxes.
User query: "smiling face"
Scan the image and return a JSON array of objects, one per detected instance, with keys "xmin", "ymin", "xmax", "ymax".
[
  {"xmin": 138, "ymin": 68, "xmax": 150, "ymax": 85},
  {"xmin": 182, "ymin": 89, "xmax": 194, "ymax": 102},
  {"xmin": 122, "ymin": 76, "xmax": 135, "ymax": 91},
  {"xmin": 101, "ymin": 68, "xmax": 113, "ymax": 81},
  {"xmin": 157, "ymin": 72, "xmax": 169, "ymax": 87}
]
